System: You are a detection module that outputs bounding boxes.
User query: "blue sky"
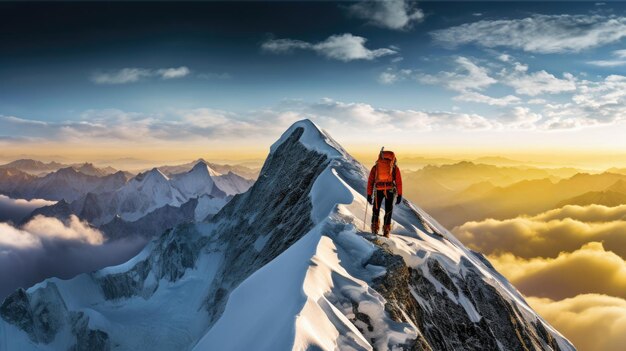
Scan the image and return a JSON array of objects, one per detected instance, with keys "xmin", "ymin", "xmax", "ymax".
[{"xmin": 2, "ymin": 1, "xmax": 626, "ymax": 164}]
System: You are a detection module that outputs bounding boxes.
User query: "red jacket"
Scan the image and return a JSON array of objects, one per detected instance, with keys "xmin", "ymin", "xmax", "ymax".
[{"xmin": 367, "ymin": 165, "xmax": 402, "ymax": 196}]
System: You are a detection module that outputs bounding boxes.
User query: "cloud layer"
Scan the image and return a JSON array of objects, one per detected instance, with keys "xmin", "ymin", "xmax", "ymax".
[
  {"xmin": 262, "ymin": 33, "xmax": 397, "ymax": 61},
  {"xmin": 528, "ymin": 294, "xmax": 626, "ymax": 351},
  {"xmin": 453, "ymin": 204, "xmax": 626, "ymax": 259},
  {"xmin": 431, "ymin": 14, "xmax": 626, "ymax": 53},
  {"xmin": 1, "ymin": 215, "xmax": 104, "ymax": 249},
  {"xmin": 0, "ymin": 98, "xmax": 507, "ymax": 147},
  {"xmin": 490, "ymin": 242, "xmax": 626, "ymax": 300},
  {"xmin": 0, "ymin": 195, "xmax": 56, "ymax": 223},
  {"xmin": 0, "ymin": 215, "xmax": 147, "ymax": 300}
]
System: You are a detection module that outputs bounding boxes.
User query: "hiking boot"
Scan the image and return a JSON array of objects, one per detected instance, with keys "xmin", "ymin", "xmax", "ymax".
[
  {"xmin": 383, "ymin": 224, "xmax": 391, "ymax": 238},
  {"xmin": 371, "ymin": 219, "xmax": 380, "ymax": 235}
]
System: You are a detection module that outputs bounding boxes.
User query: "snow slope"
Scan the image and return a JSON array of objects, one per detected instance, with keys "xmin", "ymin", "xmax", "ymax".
[{"xmin": 0, "ymin": 119, "xmax": 575, "ymax": 351}]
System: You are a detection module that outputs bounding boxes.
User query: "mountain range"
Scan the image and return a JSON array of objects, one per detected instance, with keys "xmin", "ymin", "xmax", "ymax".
[
  {"xmin": 27, "ymin": 161, "xmax": 254, "ymax": 235},
  {"xmin": 0, "ymin": 120, "xmax": 575, "ymax": 351},
  {"xmin": 401, "ymin": 162, "xmax": 626, "ymax": 228}
]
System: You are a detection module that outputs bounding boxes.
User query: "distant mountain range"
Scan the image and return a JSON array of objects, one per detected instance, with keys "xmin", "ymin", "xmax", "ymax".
[
  {"xmin": 0, "ymin": 159, "xmax": 118, "ymax": 176},
  {"xmin": 0, "ymin": 158, "xmax": 259, "ymax": 180},
  {"xmin": 24, "ymin": 161, "xmax": 253, "ymax": 238},
  {"xmin": 402, "ymin": 161, "xmax": 581, "ymax": 210},
  {"xmin": 0, "ymin": 159, "xmax": 255, "ymax": 243},
  {"xmin": 157, "ymin": 158, "xmax": 259, "ymax": 180},
  {"xmin": 410, "ymin": 165, "xmax": 626, "ymax": 227},
  {"xmin": 0, "ymin": 167, "xmax": 131, "ymax": 202}
]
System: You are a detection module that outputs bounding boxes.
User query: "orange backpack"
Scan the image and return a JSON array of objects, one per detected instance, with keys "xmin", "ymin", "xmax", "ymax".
[{"xmin": 375, "ymin": 150, "xmax": 396, "ymax": 184}]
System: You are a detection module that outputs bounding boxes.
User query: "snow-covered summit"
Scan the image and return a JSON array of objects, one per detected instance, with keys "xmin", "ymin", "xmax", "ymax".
[
  {"xmin": 0, "ymin": 120, "xmax": 575, "ymax": 351},
  {"xmin": 270, "ymin": 119, "xmax": 346, "ymax": 158},
  {"xmin": 190, "ymin": 161, "xmax": 222, "ymax": 177},
  {"xmin": 133, "ymin": 167, "xmax": 170, "ymax": 183},
  {"xmin": 171, "ymin": 162, "xmax": 225, "ymax": 199}
]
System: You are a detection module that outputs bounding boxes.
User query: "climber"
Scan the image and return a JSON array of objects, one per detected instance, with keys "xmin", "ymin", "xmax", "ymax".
[{"xmin": 366, "ymin": 147, "xmax": 403, "ymax": 238}]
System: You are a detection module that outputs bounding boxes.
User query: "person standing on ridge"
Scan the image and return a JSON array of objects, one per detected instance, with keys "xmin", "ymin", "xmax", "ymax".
[{"xmin": 366, "ymin": 147, "xmax": 403, "ymax": 238}]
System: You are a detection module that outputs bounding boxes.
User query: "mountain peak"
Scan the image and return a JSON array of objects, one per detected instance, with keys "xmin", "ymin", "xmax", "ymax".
[
  {"xmin": 135, "ymin": 167, "xmax": 169, "ymax": 182},
  {"xmin": 55, "ymin": 166, "xmax": 81, "ymax": 176},
  {"xmin": 269, "ymin": 119, "xmax": 345, "ymax": 158},
  {"xmin": 148, "ymin": 167, "xmax": 168, "ymax": 178},
  {"xmin": 190, "ymin": 160, "xmax": 221, "ymax": 177}
]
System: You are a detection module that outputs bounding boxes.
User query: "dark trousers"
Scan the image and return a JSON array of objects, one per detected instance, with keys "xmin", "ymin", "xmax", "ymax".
[{"xmin": 372, "ymin": 189, "xmax": 395, "ymax": 226}]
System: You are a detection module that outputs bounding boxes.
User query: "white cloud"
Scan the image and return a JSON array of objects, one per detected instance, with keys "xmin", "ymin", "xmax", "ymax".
[
  {"xmin": 91, "ymin": 66, "xmax": 191, "ymax": 84},
  {"xmin": 497, "ymin": 53, "xmax": 511, "ymax": 62},
  {"xmin": 347, "ymin": 0, "xmax": 424, "ymax": 30},
  {"xmin": 156, "ymin": 66, "xmax": 191, "ymax": 79},
  {"xmin": 0, "ymin": 195, "xmax": 56, "ymax": 223},
  {"xmin": 508, "ymin": 107, "xmax": 543, "ymax": 127},
  {"xmin": 0, "ymin": 108, "xmax": 288, "ymax": 143},
  {"xmin": 418, "ymin": 56, "xmax": 496, "ymax": 92},
  {"xmin": 541, "ymin": 74, "xmax": 626, "ymax": 128},
  {"xmin": 0, "ymin": 215, "xmax": 103, "ymax": 249},
  {"xmin": 417, "ymin": 56, "xmax": 522, "ymax": 107},
  {"xmin": 504, "ymin": 70, "xmax": 577, "ymax": 96},
  {"xmin": 262, "ymin": 33, "xmax": 397, "ymax": 62},
  {"xmin": 6, "ymin": 79, "xmax": 625, "ymax": 148},
  {"xmin": 588, "ymin": 49, "xmax": 626, "ymax": 67},
  {"xmin": 431, "ymin": 14, "xmax": 626, "ymax": 54},
  {"xmin": 411, "ymin": 55, "xmax": 617, "ymax": 127},
  {"xmin": 513, "ymin": 62, "xmax": 528, "ymax": 72},
  {"xmin": 588, "ymin": 59, "xmax": 626, "ymax": 67},
  {"xmin": 377, "ymin": 68, "xmax": 413, "ymax": 84},
  {"xmin": 300, "ymin": 98, "xmax": 495, "ymax": 130},
  {"xmin": 378, "ymin": 71, "xmax": 399, "ymax": 84},
  {"xmin": 91, "ymin": 68, "xmax": 152, "ymax": 84},
  {"xmin": 454, "ymin": 91, "xmax": 521, "ymax": 106}
]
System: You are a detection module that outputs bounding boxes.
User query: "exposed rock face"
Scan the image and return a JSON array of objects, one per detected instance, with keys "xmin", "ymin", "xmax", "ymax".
[
  {"xmin": 99, "ymin": 197, "xmax": 200, "ymax": 240},
  {"xmin": 203, "ymin": 126, "xmax": 329, "ymax": 323},
  {"xmin": 0, "ymin": 284, "xmax": 108, "ymax": 350},
  {"xmin": 358, "ymin": 237, "xmax": 565, "ymax": 351},
  {"xmin": 0, "ymin": 120, "xmax": 574, "ymax": 351}
]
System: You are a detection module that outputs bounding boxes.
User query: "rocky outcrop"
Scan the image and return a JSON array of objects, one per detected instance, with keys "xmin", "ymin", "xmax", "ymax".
[
  {"xmin": 361, "ymin": 237, "xmax": 563, "ymax": 351},
  {"xmin": 202, "ymin": 126, "xmax": 329, "ymax": 324}
]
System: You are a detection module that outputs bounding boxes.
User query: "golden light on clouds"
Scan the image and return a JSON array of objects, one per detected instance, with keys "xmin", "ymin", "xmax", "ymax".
[
  {"xmin": 453, "ymin": 204, "xmax": 626, "ymax": 259},
  {"xmin": 452, "ymin": 203, "xmax": 626, "ymax": 351},
  {"xmin": 528, "ymin": 294, "xmax": 626, "ymax": 351},
  {"xmin": 490, "ymin": 242, "xmax": 626, "ymax": 300}
]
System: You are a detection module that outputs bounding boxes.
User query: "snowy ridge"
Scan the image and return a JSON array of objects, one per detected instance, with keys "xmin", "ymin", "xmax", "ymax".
[
  {"xmin": 269, "ymin": 119, "xmax": 345, "ymax": 158},
  {"xmin": 0, "ymin": 119, "xmax": 575, "ymax": 351}
]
